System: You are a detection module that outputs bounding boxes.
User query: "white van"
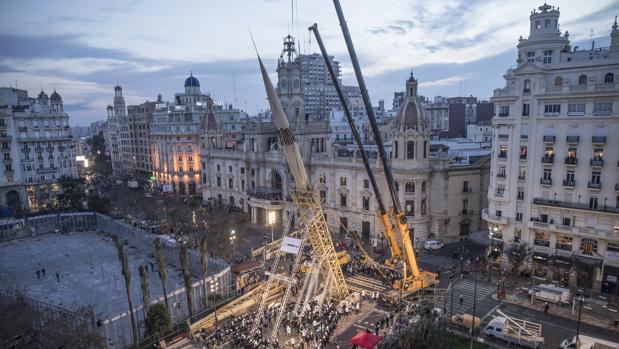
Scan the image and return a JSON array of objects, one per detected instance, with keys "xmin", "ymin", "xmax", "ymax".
[
  {"xmin": 424, "ymin": 240, "xmax": 444, "ymax": 250},
  {"xmin": 531, "ymin": 283, "xmax": 571, "ymax": 304},
  {"xmin": 559, "ymin": 335, "xmax": 619, "ymax": 349}
]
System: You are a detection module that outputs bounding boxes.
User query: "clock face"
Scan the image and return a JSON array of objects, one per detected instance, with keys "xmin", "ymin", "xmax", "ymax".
[
  {"xmin": 280, "ymin": 79, "xmax": 288, "ymax": 89},
  {"xmin": 293, "ymin": 79, "xmax": 300, "ymax": 88}
]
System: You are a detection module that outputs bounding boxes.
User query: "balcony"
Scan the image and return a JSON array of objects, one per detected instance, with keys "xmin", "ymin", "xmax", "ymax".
[
  {"xmin": 18, "ymin": 126, "xmax": 27, "ymax": 132},
  {"xmin": 562, "ymin": 180, "xmax": 575, "ymax": 187},
  {"xmin": 570, "ymin": 84, "xmax": 588, "ymax": 91},
  {"xmin": 615, "ymin": 183, "xmax": 619, "ymax": 191},
  {"xmin": 498, "ymin": 153, "xmax": 508, "ymax": 159},
  {"xmin": 481, "ymin": 208, "xmax": 509, "ymax": 225},
  {"xmin": 0, "ymin": 134, "xmax": 10, "ymax": 141},
  {"xmin": 540, "ymin": 178, "xmax": 552, "ymax": 186},
  {"xmin": 588, "ymin": 182, "xmax": 601, "ymax": 190},
  {"xmin": 533, "ymin": 197, "xmax": 619, "ymax": 214},
  {"xmin": 590, "ymin": 159, "xmax": 604, "ymax": 167},
  {"xmin": 461, "ymin": 209, "xmax": 474, "ymax": 216},
  {"xmin": 519, "ymin": 154, "xmax": 527, "ymax": 160},
  {"xmin": 566, "ymin": 136, "xmax": 580, "ymax": 144},
  {"xmin": 497, "ymin": 173, "xmax": 506, "ymax": 179},
  {"xmin": 1, "ymin": 147, "xmax": 10, "ymax": 153},
  {"xmin": 541, "ymin": 156, "xmax": 554, "ymax": 164},
  {"xmin": 543, "ymin": 135, "xmax": 556, "ymax": 143},
  {"xmin": 518, "ymin": 175, "xmax": 526, "ymax": 181},
  {"xmin": 592, "ymin": 136, "xmax": 606, "ymax": 144},
  {"xmin": 564, "ymin": 157, "xmax": 577, "ymax": 165},
  {"xmin": 462, "ymin": 187, "xmax": 472, "ymax": 193},
  {"xmin": 2, "ymin": 157, "xmax": 12, "ymax": 164},
  {"xmin": 35, "ymin": 147, "xmax": 43, "ymax": 153},
  {"xmin": 498, "ymin": 134, "xmax": 509, "ymax": 140}
]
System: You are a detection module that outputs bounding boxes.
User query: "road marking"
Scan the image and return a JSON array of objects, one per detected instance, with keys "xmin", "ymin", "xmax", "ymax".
[
  {"xmin": 481, "ymin": 303, "xmax": 501, "ymax": 322},
  {"xmin": 500, "ymin": 308, "xmax": 585, "ymax": 333}
]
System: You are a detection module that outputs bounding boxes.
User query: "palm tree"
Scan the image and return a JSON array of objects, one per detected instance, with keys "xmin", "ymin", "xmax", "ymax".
[
  {"xmin": 139, "ymin": 265, "xmax": 150, "ymax": 318},
  {"xmin": 112, "ymin": 235, "xmax": 138, "ymax": 349},
  {"xmin": 153, "ymin": 238, "xmax": 169, "ymax": 311},
  {"xmin": 200, "ymin": 236, "xmax": 209, "ymax": 309},
  {"xmin": 180, "ymin": 244, "xmax": 194, "ymax": 318}
]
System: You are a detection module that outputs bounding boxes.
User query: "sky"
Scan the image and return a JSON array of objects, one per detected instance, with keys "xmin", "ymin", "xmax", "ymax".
[{"xmin": 0, "ymin": 0, "xmax": 617, "ymax": 126}]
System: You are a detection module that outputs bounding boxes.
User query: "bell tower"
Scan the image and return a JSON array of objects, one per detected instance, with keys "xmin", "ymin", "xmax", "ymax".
[{"xmin": 276, "ymin": 34, "xmax": 304, "ymax": 125}]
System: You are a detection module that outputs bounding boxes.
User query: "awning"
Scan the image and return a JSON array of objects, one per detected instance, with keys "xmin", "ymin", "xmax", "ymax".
[
  {"xmin": 550, "ymin": 254, "xmax": 573, "ymax": 266},
  {"xmin": 349, "ymin": 331, "xmax": 382, "ymax": 349},
  {"xmin": 573, "ymin": 254, "xmax": 601, "ymax": 268}
]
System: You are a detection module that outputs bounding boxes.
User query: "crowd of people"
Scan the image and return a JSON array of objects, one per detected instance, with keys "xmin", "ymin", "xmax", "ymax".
[{"xmin": 197, "ymin": 297, "xmax": 356, "ymax": 349}]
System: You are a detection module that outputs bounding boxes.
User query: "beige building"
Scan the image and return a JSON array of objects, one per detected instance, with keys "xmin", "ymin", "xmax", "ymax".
[
  {"xmin": 484, "ymin": 3, "xmax": 619, "ymax": 295},
  {"xmin": 202, "ymin": 71, "xmax": 490, "ymax": 246}
]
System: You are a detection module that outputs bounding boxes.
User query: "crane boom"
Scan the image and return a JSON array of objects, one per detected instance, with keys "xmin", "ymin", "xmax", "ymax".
[
  {"xmin": 332, "ymin": 0, "xmax": 425, "ymax": 282},
  {"xmin": 308, "ymin": 23, "xmax": 402, "ymax": 261}
]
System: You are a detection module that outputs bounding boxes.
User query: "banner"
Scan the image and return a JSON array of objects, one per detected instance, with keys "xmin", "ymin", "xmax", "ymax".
[{"xmin": 280, "ymin": 236, "xmax": 302, "ymax": 254}]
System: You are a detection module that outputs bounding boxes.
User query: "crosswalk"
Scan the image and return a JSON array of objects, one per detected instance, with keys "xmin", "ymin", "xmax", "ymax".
[
  {"xmin": 345, "ymin": 274, "xmax": 388, "ymax": 294},
  {"xmin": 444, "ymin": 278, "xmax": 498, "ymax": 317},
  {"xmin": 416, "ymin": 254, "xmax": 459, "ymax": 274}
]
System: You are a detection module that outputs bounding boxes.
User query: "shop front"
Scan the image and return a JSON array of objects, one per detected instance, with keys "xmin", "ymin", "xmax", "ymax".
[
  {"xmin": 532, "ymin": 252, "xmax": 549, "ymax": 278},
  {"xmin": 550, "ymin": 254, "xmax": 573, "ymax": 287},
  {"xmin": 574, "ymin": 254, "xmax": 601, "ymax": 296},
  {"xmin": 601, "ymin": 264, "xmax": 619, "ymax": 296}
]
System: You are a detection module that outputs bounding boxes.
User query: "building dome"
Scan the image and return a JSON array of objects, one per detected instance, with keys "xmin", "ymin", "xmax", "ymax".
[
  {"xmin": 38, "ymin": 90, "xmax": 48, "ymax": 99},
  {"xmin": 184, "ymin": 73, "xmax": 200, "ymax": 87},
  {"xmin": 394, "ymin": 73, "xmax": 426, "ymax": 133},
  {"xmin": 50, "ymin": 89, "xmax": 62, "ymax": 102}
]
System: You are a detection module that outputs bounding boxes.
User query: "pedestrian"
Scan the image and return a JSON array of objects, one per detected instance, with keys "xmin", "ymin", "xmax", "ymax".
[
  {"xmin": 56, "ymin": 272, "xmax": 60, "ymax": 282},
  {"xmin": 42, "ymin": 268, "xmax": 46, "ymax": 277},
  {"xmin": 544, "ymin": 302, "xmax": 549, "ymax": 314},
  {"xmin": 459, "ymin": 294, "xmax": 464, "ymax": 306},
  {"xmin": 36, "ymin": 270, "xmax": 40, "ymax": 279}
]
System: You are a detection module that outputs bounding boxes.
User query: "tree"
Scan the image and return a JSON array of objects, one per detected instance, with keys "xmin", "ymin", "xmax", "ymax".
[
  {"xmin": 56, "ymin": 176, "xmax": 86, "ymax": 211},
  {"xmin": 506, "ymin": 242, "xmax": 530, "ymax": 275},
  {"xmin": 139, "ymin": 265, "xmax": 150, "ymax": 317},
  {"xmin": 180, "ymin": 244, "xmax": 194, "ymax": 318},
  {"xmin": 145, "ymin": 303, "xmax": 171, "ymax": 339},
  {"xmin": 200, "ymin": 236, "xmax": 209, "ymax": 309},
  {"xmin": 87, "ymin": 194, "xmax": 110, "ymax": 214},
  {"xmin": 154, "ymin": 238, "xmax": 169, "ymax": 311},
  {"xmin": 397, "ymin": 300, "xmax": 449, "ymax": 349},
  {"xmin": 113, "ymin": 235, "xmax": 138, "ymax": 348}
]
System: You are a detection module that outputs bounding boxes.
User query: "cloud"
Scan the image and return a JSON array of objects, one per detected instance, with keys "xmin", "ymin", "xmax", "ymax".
[
  {"xmin": 0, "ymin": 58, "xmax": 169, "ymax": 76},
  {"xmin": 419, "ymin": 75, "xmax": 467, "ymax": 88}
]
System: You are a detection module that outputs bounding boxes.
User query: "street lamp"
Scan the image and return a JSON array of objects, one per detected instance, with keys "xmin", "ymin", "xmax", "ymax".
[
  {"xmin": 489, "ymin": 226, "xmax": 498, "ymax": 281},
  {"xmin": 229, "ymin": 229, "xmax": 236, "ymax": 260},
  {"xmin": 268, "ymin": 211, "xmax": 276, "ymax": 242},
  {"xmin": 575, "ymin": 290, "xmax": 584, "ymax": 348}
]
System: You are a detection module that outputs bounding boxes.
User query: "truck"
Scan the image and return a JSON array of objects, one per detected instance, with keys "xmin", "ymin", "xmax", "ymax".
[
  {"xmin": 482, "ymin": 310, "xmax": 544, "ymax": 348},
  {"xmin": 559, "ymin": 335, "xmax": 619, "ymax": 349},
  {"xmin": 531, "ymin": 283, "xmax": 571, "ymax": 304}
]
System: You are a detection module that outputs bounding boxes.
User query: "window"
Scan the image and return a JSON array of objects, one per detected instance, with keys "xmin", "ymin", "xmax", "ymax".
[
  {"xmin": 363, "ymin": 179, "xmax": 369, "ymax": 189},
  {"xmin": 340, "ymin": 177, "xmax": 347, "ymax": 186},
  {"xmin": 241, "ymin": 180, "xmax": 245, "ymax": 191},
  {"xmin": 362, "ymin": 197, "xmax": 369, "ymax": 211},
  {"xmin": 463, "ymin": 181, "xmax": 469, "ymax": 192},
  {"xmin": 522, "ymin": 103, "xmax": 530, "ymax": 116},
  {"xmin": 499, "ymin": 106, "xmax": 510, "ymax": 117},
  {"xmin": 543, "ymin": 168, "xmax": 552, "ymax": 180},
  {"xmin": 593, "ymin": 148, "xmax": 604, "ymax": 160},
  {"xmin": 405, "ymin": 181, "xmax": 415, "ymax": 193},
  {"xmin": 556, "ymin": 235, "xmax": 573, "ymax": 251},
  {"xmin": 462, "ymin": 199, "xmax": 468, "ymax": 213},
  {"xmin": 240, "ymin": 167, "xmax": 245, "ymax": 174},
  {"xmin": 319, "ymin": 175, "xmax": 326, "ymax": 184},
  {"xmin": 340, "ymin": 193, "xmax": 347, "ymax": 207},
  {"xmin": 578, "ymin": 75, "xmax": 587, "ymax": 85},
  {"xmin": 228, "ymin": 178, "xmax": 233, "ymax": 189},
  {"xmin": 527, "ymin": 51, "xmax": 536, "ymax": 63},
  {"xmin": 604, "ymin": 73, "xmax": 614, "ymax": 83},
  {"xmin": 421, "ymin": 199, "xmax": 426, "ymax": 215},
  {"xmin": 496, "ymin": 210, "xmax": 502, "ymax": 217},
  {"xmin": 519, "ymin": 146, "xmax": 527, "ymax": 159},
  {"xmin": 217, "ymin": 164, "xmax": 221, "ymax": 171},
  {"xmin": 523, "ymin": 79, "xmax": 531, "ymax": 92},
  {"xmin": 534, "ymin": 231, "xmax": 550, "ymax": 247},
  {"xmin": 581, "ymin": 238, "xmax": 598, "ymax": 255},
  {"xmin": 421, "ymin": 181, "xmax": 426, "ymax": 192},
  {"xmin": 593, "ymin": 102, "xmax": 613, "ymax": 115},
  {"xmin": 320, "ymin": 190, "xmax": 326, "ymax": 201},
  {"xmin": 405, "ymin": 200, "xmax": 414, "ymax": 216},
  {"xmin": 589, "ymin": 197, "xmax": 598, "ymax": 209},
  {"xmin": 406, "ymin": 141, "xmax": 415, "ymax": 159},
  {"xmin": 543, "ymin": 50, "xmax": 552, "ymax": 63},
  {"xmin": 496, "ymin": 184, "xmax": 505, "ymax": 196},
  {"xmin": 568, "ymin": 103, "xmax": 585, "ymax": 115},
  {"xmin": 562, "ymin": 217, "xmax": 571, "ymax": 226},
  {"xmin": 544, "ymin": 104, "xmax": 561, "ymax": 115},
  {"xmin": 497, "ymin": 166, "xmax": 506, "ymax": 178},
  {"xmin": 590, "ymin": 171, "xmax": 601, "ymax": 184},
  {"xmin": 516, "ymin": 212, "xmax": 523, "ymax": 222},
  {"xmin": 423, "ymin": 140, "xmax": 428, "ymax": 158},
  {"xmin": 216, "ymin": 177, "xmax": 221, "ymax": 187},
  {"xmin": 229, "ymin": 166, "xmax": 232, "ymax": 173},
  {"xmin": 517, "ymin": 188, "xmax": 524, "ymax": 200},
  {"xmin": 499, "ymin": 145, "xmax": 507, "ymax": 158},
  {"xmin": 554, "ymin": 76, "xmax": 563, "ymax": 86},
  {"xmin": 565, "ymin": 170, "xmax": 575, "ymax": 182}
]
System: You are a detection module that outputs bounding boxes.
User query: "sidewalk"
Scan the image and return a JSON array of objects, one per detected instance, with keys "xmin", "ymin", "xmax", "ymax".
[{"xmin": 501, "ymin": 276, "xmax": 619, "ymax": 333}]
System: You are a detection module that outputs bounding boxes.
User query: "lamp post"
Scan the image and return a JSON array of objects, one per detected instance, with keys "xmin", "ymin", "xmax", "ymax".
[
  {"xmin": 268, "ymin": 211, "xmax": 276, "ymax": 242},
  {"xmin": 576, "ymin": 290, "xmax": 584, "ymax": 348},
  {"xmin": 489, "ymin": 226, "xmax": 498, "ymax": 281},
  {"xmin": 470, "ymin": 270, "xmax": 479, "ymax": 349},
  {"xmin": 229, "ymin": 229, "xmax": 236, "ymax": 261}
]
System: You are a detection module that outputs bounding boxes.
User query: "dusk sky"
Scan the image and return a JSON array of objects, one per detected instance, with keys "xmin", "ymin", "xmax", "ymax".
[{"xmin": 1, "ymin": 0, "xmax": 617, "ymax": 126}]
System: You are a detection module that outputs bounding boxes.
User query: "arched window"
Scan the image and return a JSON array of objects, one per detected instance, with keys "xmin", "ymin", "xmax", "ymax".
[
  {"xmin": 523, "ymin": 79, "xmax": 531, "ymax": 92},
  {"xmin": 605, "ymin": 73, "xmax": 614, "ymax": 83},
  {"xmin": 578, "ymin": 74, "xmax": 587, "ymax": 85},
  {"xmin": 554, "ymin": 76, "xmax": 563, "ymax": 86},
  {"xmin": 421, "ymin": 181, "xmax": 427, "ymax": 192},
  {"xmin": 405, "ymin": 181, "xmax": 415, "ymax": 193},
  {"xmin": 421, "ymin": 199, "xmax": 427, "ymax": 215}
]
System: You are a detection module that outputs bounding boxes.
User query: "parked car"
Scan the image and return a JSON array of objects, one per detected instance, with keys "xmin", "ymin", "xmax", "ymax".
[
  {"xmin": 424, "ymin": 240, "xmax": 444, "ymax": 250},
  {"xmin": 559, "ymin": 335, "xmax": 619, "ymax": 349}
]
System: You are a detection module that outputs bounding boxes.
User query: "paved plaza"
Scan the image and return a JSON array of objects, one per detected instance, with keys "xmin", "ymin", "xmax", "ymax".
[{"xmin": 0, "ymin": 231, "xmax": 187, "ymax": 318}]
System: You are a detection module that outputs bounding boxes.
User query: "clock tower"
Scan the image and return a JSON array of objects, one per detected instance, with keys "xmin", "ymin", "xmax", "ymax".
[{"xmin": 276, "ymin": 34, "xmax": 304, "ymax": 125}]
